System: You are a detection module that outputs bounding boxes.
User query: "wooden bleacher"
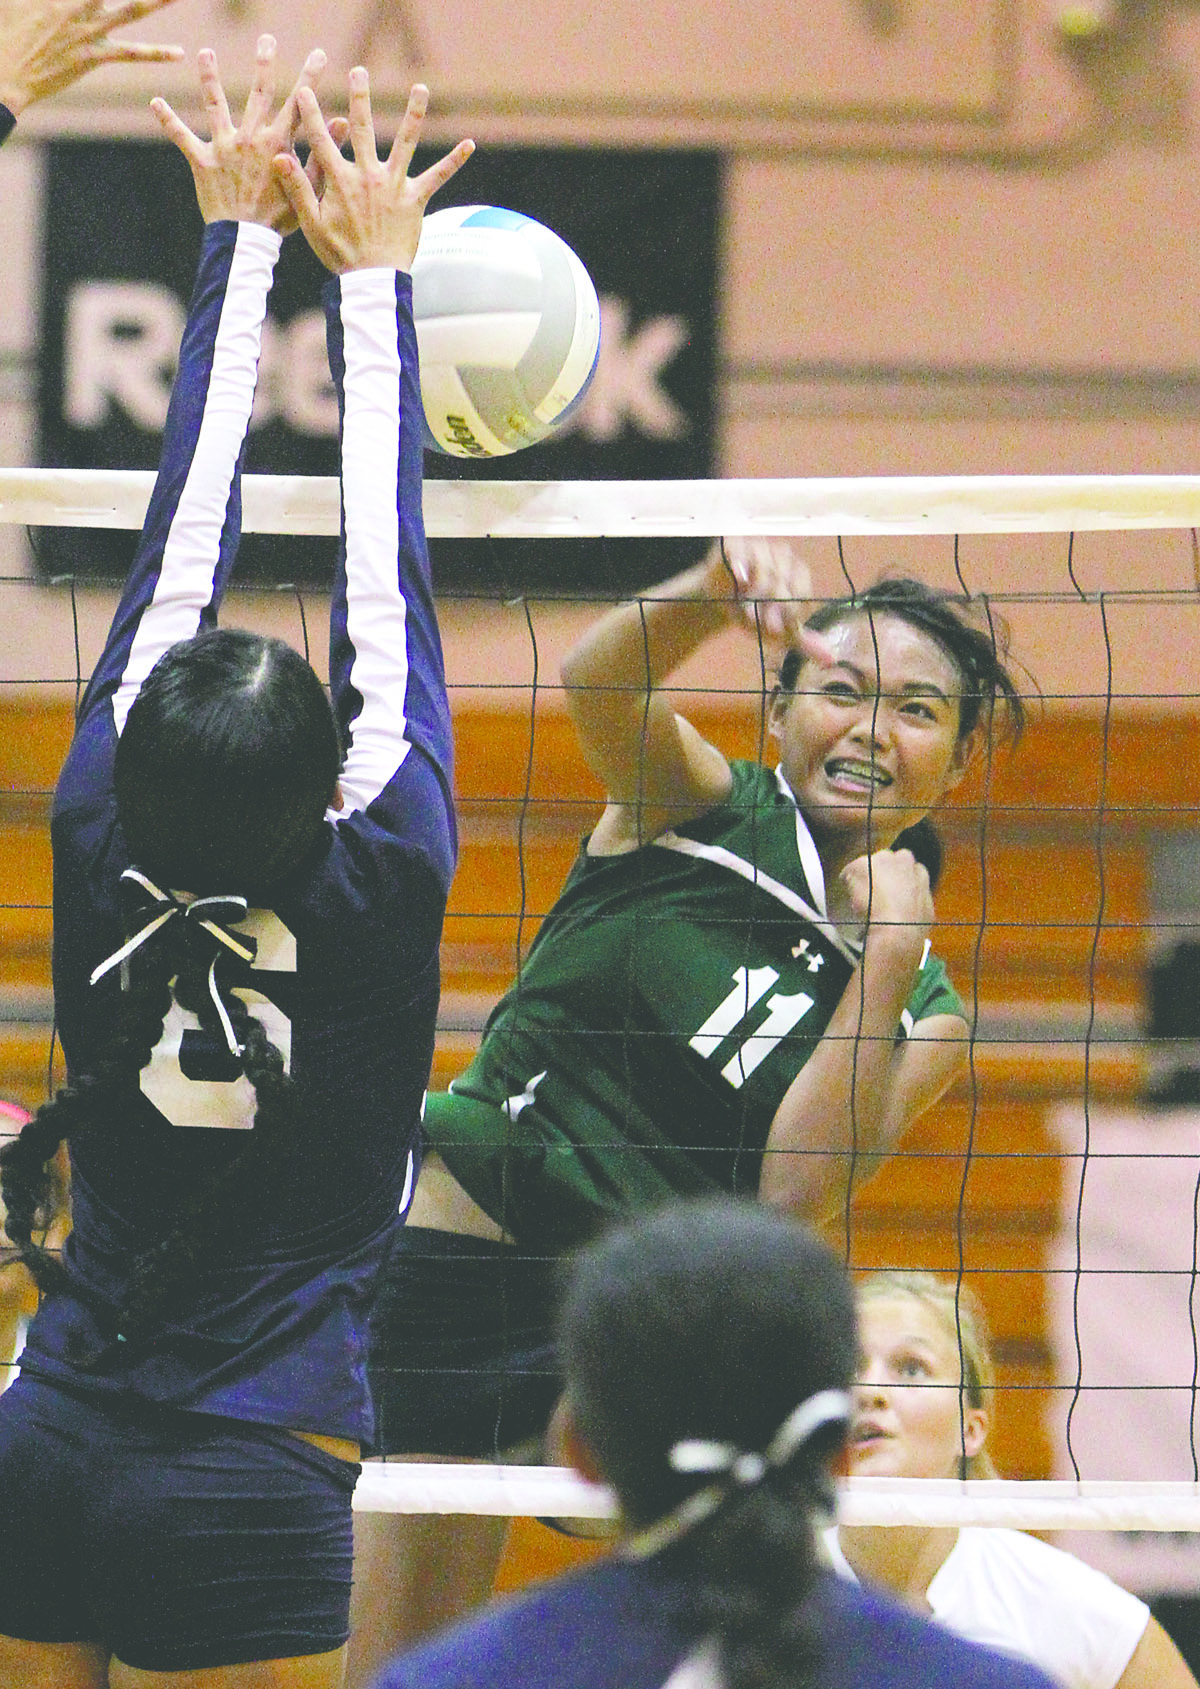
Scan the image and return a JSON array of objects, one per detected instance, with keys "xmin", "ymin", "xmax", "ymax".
[{"xmin": 3, "ymin": 696, "xmax": 1196, "ymax": 1488}]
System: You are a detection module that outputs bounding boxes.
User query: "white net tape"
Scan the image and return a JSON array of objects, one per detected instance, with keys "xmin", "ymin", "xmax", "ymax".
[
  {"xmin": 353, "ymin": 1468, "xmax": 1200, "ymax": 1531},
  {"xmin": 5, "ymin": 467, "xmax": 1200, "ymax": 535}
]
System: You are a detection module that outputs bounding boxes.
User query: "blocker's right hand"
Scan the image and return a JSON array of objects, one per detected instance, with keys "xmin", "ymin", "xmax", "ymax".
[{"xmin": 275, "ymin": 74, "xmax": 474, "ymax": 274}]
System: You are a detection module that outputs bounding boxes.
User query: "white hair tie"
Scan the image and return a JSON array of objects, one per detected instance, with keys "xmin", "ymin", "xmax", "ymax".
[
  {"xmin": 90, "ymin": 868, "xmax": 255, "ymax": 1058},
  {"xmin": 623, "ymin": 1389, "xmax": 851, "ymax": 1560}
]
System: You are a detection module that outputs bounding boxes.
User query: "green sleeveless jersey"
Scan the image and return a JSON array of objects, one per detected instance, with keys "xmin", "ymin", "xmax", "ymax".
[{"xmin": 429, "ymin": 761, "xmax": 963, "ymax": 1248}]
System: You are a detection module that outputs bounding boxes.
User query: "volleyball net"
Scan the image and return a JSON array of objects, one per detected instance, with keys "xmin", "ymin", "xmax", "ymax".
[{"xmin": 2, "ymin": 470, "xmax": 1200, "ymax": 1534}]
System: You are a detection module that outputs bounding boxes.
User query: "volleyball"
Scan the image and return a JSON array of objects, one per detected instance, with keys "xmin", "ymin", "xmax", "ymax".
[{"xmin": 410, "ymin": 206, "xmax": 602, "ymax": 458}]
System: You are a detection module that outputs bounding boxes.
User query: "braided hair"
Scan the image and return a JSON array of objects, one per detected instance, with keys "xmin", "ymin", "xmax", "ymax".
[
  {"xmin": 1, "ymin": 627, "xmax": 340, "ymax": 1344},
  {"xmin": 0, "ymin": 937, "xmax": 173, "ymax": 1300},
  {"xmin": 777, "ymin": 577, "xmax": 1026, "ymax": 748},
  {"xmin": 0, "ymin": 901, "xmax": 301, "ymax": 1345},
  {"xmin": 560, "ymin": 1199, "xmax": 857, "ymax": 1689}
]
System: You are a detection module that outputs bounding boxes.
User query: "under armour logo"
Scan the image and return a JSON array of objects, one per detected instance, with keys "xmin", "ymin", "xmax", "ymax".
[
  {"xmin": 502, "ymin": 1070, "xmax": 547, "ymax": 1122},
  {"xmin": 791, "ymin": 939, "xmax": 825, "ymax": 973}
]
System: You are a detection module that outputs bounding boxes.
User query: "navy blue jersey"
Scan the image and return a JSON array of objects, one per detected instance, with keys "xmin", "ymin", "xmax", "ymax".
[
  {"xmin": 373, "ymin": 1557, "xmax": 1057, "ymax": 1689},
  {"xmin": 22, "ymin": 221, "xmax": 455, "ymax": 1442},
  {"xmin": 0, "ymin": 103, "xmax": 15, "ymax": 145}
]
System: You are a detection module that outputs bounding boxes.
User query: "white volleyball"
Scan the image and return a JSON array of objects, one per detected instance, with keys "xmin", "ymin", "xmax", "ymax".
[{"xmin": 411, "ymin": 205, "xmax": 601, "ymax": 458}]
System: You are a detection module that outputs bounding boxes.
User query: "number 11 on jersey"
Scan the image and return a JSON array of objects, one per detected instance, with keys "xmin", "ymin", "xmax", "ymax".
[{"xmin": 689, "ymin": 965, "xmax": 815, "ymax": 1090}]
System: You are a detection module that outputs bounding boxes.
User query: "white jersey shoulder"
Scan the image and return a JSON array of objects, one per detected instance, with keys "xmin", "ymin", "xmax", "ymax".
[
  {"xmin": 926, "ymin": 1528, "xmax": 1148, "ymax": 1689},
  {"xmin": 826, "ymin": 1526, "xmax": 1147, "ymax": 1689}
]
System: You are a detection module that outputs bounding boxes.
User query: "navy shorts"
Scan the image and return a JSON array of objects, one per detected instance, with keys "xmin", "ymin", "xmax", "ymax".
[
  {"xmin": 368, "ymin": 1227, "xmax": 563, "ymax": 1458},
  {"xmin": 0, "ymin": 1372, "xmax": 358, "ymax": 1671}
]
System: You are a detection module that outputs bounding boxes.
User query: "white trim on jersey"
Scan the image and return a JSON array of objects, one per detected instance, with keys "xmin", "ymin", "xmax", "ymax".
[
  {"xmin": 397, "ymin": 1147, "xmax": 416, "ymax": 1217},
  {"xmin": 333, "ymin": 267, "xmax": 414, "ymax": 817},
  {"xmin": 775, "ymin": 766, "xmax": 830, "ymax": 914},
  {"xmin": 652, "ymin": 832, "xmax": 860, "ymax": 966},
  {"xmin": 112, "ymin": 223, "xmax": 281, "ymax": 737}
]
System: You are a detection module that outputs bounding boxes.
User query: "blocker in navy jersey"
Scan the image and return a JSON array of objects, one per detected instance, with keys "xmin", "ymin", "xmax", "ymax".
[{"xmin": 23, "ymin": 220, "xmax": 455, "ymax": 1445}]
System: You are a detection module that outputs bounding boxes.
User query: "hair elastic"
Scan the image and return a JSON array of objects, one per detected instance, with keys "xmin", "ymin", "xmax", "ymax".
[
  {"xmin": 623, "ymin": 1388, "xmax": 851, "ymax": 1560},
  {"xmin": 89, "ymin": 868, "xmax": 256, "ymax": 1059}
]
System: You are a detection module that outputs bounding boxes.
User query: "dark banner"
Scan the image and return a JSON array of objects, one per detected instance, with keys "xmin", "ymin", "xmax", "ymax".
[{"xmin": 38, "ymin": 142, "xmax": 719, "ymax": 593}]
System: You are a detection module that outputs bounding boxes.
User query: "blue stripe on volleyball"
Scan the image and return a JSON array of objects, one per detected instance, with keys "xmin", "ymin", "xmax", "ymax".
[
  {"xmin": 547, "ymin": 338, "xmax": 601, "ymax": 432},
  {"xmin": 460, "ymin": 206, "xmax": 534, "ymax": 231},
  {"xmin": 413, "ymin": 204, "xmax": 597, "ymax": 450}
]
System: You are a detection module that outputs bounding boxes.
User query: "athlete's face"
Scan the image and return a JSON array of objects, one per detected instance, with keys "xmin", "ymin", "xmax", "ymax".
[
  {"xmin": 849, "ymin": 1295, "xmax": 988, "ymax": 1481},
  {"xmin": 770, "ymin": 613, "xmax": 976, "ymax": 865}
]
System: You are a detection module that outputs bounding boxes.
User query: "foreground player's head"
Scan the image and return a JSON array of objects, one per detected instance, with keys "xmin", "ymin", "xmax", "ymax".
[
  {"xmin": 771, "ymin": 579, "xmax": 1025, "ymax": 853},
  {"xmin": 559, "ymin": 1199, "xmax": 855, "ymax": 1689},
  {"xmin": 562, "ymin": 1200, "xmax": 855, "ymax": 1527},
  {"xmin": 115, "ymin": 628, "xmax": 341, "ymax": 897},
  {"xmin": 851, "ymin": 1269, "xmax": 996, "ymax": 1482}
]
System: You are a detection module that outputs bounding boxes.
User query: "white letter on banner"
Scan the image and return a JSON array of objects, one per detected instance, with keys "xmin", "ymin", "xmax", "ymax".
[
  {"xmin": 574, "ymin": 296, "xmax": 689, "ymax": 443},
  {"xmin": 64, "ymin": 282, "xmax": 183, "ymax": 430}
]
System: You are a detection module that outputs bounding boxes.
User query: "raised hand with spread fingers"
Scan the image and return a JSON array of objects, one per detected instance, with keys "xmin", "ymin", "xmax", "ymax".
[
  {"xmin": 275, "ymin": 72, "xmax": 474, "ymax": 273},
  {"xmin": 151, "ymin": 35, "xmax": 337, "ymax": 233},
  {"xmin": 0, "ymin": 0, "xmax": 182, "ymax": 119}
]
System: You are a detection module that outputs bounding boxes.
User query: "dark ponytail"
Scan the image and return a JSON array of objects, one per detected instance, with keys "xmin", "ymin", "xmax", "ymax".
[
  {"xmin": 560, "ymin": 1200, "xmax": 856, "ymax": 1689},
  {"xmin": 1, "ymin": 941, "xmax": 175, "ymax": 1297},
  {"xmin": 677, "ymin": 1472, "xmax": 834, "ymax": 1689},
  {"xmin": 1, "ymin": 896, "xmax": 300, "ymax": 1349}
]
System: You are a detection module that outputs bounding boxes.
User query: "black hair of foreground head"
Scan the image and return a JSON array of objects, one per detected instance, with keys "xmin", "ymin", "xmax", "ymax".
[
  {"xmin": 560, "ymin": 1198, "xmax": 857, "ymax": 1689},
  {"xmin": 779, "ymin": 577, "xmax": 1026, "ymax": 747}
]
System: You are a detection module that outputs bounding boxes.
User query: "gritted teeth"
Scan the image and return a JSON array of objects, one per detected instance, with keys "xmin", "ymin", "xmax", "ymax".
[{"xmin": 825, "ymin": 757, "xmax": 892, "ymax": 788}]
